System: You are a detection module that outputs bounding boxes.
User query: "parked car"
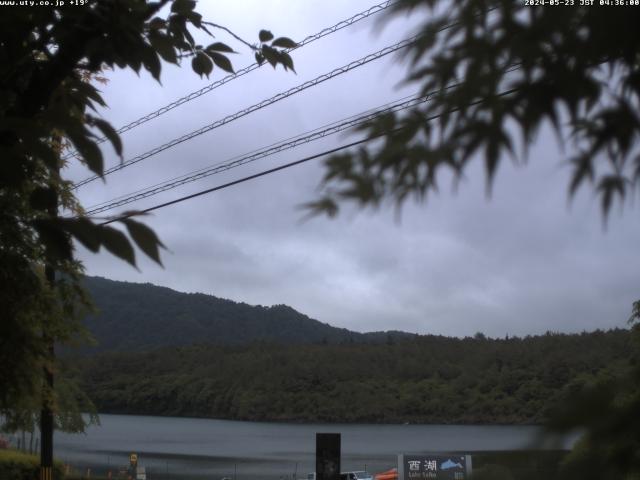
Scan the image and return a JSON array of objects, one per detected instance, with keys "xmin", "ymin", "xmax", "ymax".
[{"xmin": 341, "ymin": 471, "xmax": 373, "ymax": 480}]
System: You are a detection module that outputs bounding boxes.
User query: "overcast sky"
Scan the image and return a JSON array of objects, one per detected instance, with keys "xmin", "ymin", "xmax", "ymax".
[{"xmin": 67, "ymin": 0, "xmax": 639, "ymax": 338}]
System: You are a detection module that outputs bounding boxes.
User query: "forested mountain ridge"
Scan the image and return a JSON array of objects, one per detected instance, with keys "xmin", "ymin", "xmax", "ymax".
[
  {"xmin": 66, "ymin": 328, "xmax": 633, "ymax": 424},
  {"xmin": 80, "ymin": 276, "xmax": 414, "ymax": 352}
]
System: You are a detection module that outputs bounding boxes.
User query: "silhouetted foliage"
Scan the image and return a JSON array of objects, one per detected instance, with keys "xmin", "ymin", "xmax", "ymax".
[
  {"xmin": 309, "ymin": 1, "xmax": 640, "ymax": 220},
  {"xmin": 1, "ymin": 0, "xmax": 295, "ymax": 425},
  {"xmin": 545, "ymin": 315, "xmax": 640, "ymax": 480}
]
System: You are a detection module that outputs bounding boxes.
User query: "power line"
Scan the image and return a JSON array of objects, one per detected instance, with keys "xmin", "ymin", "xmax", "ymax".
[
  {"xmin": 74, "ymin": 9, "xmax": 479, "ymax": 190},
  {"xmin": 85, "ymin": 92, "xmax": 441, "ymax": 216},
  {"xmin": 62, "ymin": 1, "xmax": 396, "ymax": 161},
  {"xmin": 99, "ymin": 88, "xmax": 518, "ymax": 226},
  {"xmin": 84, "ymin": 93, "xmax": 420, "ymax": 213},
  {"xmin": 73, "ymin": 33, "xmax": 420, "ymax": 189},
  {"xmin": 99, "ymin": 137, "xmax": 373, "ymax": 226},
  {"xmin": 84, "ymin": 61, "xmax": 522, "ymax": 216}
]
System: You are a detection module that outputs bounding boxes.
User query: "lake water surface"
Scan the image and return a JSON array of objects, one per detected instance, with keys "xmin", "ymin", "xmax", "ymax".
[{"xmin": 54, "ymin": 414, "xmax": 571, "ymax": 479}]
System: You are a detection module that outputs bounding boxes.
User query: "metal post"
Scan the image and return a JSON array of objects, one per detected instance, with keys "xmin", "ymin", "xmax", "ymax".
[
  {"xmin": 39, "ymin": 266, "xmax": 55, "ymax": 480},
  {"xmin": 40, "ymin": 153, "xmax": 59, "ymax": 480},
  {"xmin": 316, "ymin": 433, "xmax": 341, "ymax": 480}
]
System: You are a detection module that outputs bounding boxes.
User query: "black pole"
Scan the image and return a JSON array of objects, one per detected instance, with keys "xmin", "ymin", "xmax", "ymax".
[
  {"xmin": 316, "ymin": 433, "xmax": 341, "ymax": 480},
  {"xmin": 40, "ymin": 155, "xmax": 58, "ymax": 480},
  {"xmin": 40, "ymin": 265, "xmax": 55, "ymax": 480}
]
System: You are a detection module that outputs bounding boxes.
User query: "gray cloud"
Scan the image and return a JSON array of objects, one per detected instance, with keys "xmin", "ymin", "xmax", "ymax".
[{"xmin": 73, "ymin": 1, "xmax": 639, "ymax": 339}]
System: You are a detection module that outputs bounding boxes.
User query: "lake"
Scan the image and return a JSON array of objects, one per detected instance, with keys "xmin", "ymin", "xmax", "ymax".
[{"xmin": 53, "ymin": 414, "xmax": 573, "ymax": 479}]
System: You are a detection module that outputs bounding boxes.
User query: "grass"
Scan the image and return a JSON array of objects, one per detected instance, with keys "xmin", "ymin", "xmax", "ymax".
[{"xmin": 0, "ymin": 449, "xmax": 64, "ymax": 480}]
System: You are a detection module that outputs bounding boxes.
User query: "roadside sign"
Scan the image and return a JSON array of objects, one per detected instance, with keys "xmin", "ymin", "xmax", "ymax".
[
  {"xmin": 129, "ymin": 453, "xmax": 138, "ymax": 465},
  {"xmin": 398, "ymin": 454, "xmax": 472, "ymax": 480}
]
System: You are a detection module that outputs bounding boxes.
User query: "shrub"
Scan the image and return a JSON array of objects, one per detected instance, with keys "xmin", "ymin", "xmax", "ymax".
[{"xmin": 0, "ymin": 449, "xmax": 64, "ymax": 480}]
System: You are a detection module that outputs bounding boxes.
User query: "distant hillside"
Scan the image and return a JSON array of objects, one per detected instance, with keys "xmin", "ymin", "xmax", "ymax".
[
  {"xmin": 65, "ymin": 328, "xmax": 634, "ymax": 424},
  {"xmin": 80, "ymin": 276, "xmax": 414, "ymax": 353}
]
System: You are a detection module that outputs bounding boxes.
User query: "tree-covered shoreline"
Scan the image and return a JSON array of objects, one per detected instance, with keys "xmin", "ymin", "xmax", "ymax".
[{"xmin": 66, "ymin": 328, "xmax": 632, "ymax": 425}]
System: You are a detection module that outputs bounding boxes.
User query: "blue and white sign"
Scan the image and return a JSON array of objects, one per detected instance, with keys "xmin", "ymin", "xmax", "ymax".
[{"xmin": 398, "ymin": 454, "xmax": 472, "ymax": 480}]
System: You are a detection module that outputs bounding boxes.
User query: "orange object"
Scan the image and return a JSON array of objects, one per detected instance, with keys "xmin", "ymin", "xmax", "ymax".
[{"xmin": 375, "ymin": 468, "xmax": 398, "ymax": 480}]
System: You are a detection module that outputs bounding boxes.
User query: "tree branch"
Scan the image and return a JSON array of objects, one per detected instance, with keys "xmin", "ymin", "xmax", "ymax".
[{"xmin": 203, "ymin": 22, "xmax": 256, "ymax": 51}]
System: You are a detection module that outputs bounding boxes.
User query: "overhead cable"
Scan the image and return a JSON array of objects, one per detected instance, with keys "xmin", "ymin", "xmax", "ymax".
[
  {"xmin": 84, "ymin": 60, "xmax": 522, "ymax": 215},
  {"xmin": 98, "ymin": 88, "xmax": 519, "ymax": 226},
  {"xmin": 84, "ymin": 92, "xmax": 439, "ymax": 215},
  {"xmin": 73, "ymin": 33, "xmax": 420, "ymax": 189},
  {"xmin": 62, "ymin": 1, "xmax": 396, "ymax": 161},
  {"xmin": 99, "ymin": 137, "xmax": 375, "ymax": 226}
]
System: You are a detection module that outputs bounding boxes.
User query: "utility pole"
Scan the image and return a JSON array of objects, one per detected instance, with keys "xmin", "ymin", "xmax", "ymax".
[
  {"xmin": 39, "ymin": 282, "xmax": 54, "ymax": 480},
  {"xmin": 316, "ymin": 433, "xmax": 340, "ymax": 480},
  {"xmin": 40, "ymin": 155, "xmax": 59, "ymax": 480}
]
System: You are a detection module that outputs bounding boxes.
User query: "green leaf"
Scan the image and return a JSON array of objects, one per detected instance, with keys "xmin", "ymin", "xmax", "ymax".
[
  {"xmin": 633, "ymin": 154, "xmax": 640, "ymax": 184},
  {"xmin": 261, "ymin": 46, "xmax": 278, "ymax": 68},
  {"xmin": 141, "ymin": 45, "xmax": 162, "ymax": 81},
  {"xmin": 170, "ymin": 15, "xmax": 195, "ymax": 47},
  {"xmin": 484, "ymin": 138, "xmax": 500, "ymax": 192},
  {"xmin": 28, "ymin": 140, "xmax": 59, "ymax": 170},
  {"xmin": 279, "ymin": 52, "xmax": 295, "ymax": 72},
  {"xmin": 259, "ymin": 29, "xmax": 274, "ymax": 42},
  {"xmin": 65, "ymin": 125, "xmax": 104, "ymax": 176},
  {"xmin": 91, "ymin": 117, "xmax": 123, "ymax": 157},
  {"xmin": 60, "ymin": 217, "xmax": 101, "ymax": 253},
  {"xmin": 191, "ymin": 51, "xmax": 213, "ymax": 78},
  {"xmin": 121, "ymin": 218, "xmax": 166, "ymax": 266},
  {"xmin": 597, "ymin": 175, "xmax": 626, "ymax": 220},
  {"xmin": 568, "ymin": 155, "xmax": 594, "ymax": 199},
  {"xmin": 29, "ymin": 187, "xmax": 57, "ymax": 211},
  {"xmin": 208, "ymin": 52, "xmax": 234, "ymax": 74},
  {"xmin": 99, "ymin": 226, "xmax": 137, "ymax": 267},
  {"xmin": 149, "ymin": 32, "xmax": 178, "ymax": 64},
  {"xmin": 0, "ymin": 150, "xmax": 27, "ymax": 187},
  {"xmin": 271, "ymin": 37, "xmax": 297, "ymax": 49},
  {"xmin": 185, "ymin": 11, "xmax": 202, "ymax": 28},
  {"xmin": 171, "ymin": 0, "xmax": 196, "ymax": 14},
  {"xmin": 206, "ymin": 42, "xmax": 235, "ymax": 53},
  {"xmin": 255, "ymin": 52, "xmax": 265, "ymax": 65},
  {"xmin": 32, "ymin": 219, "xmax": 73, "ymax": 262},
  {"xmin": 71, "ymin": 79, "xmax": 107, "ymax": 108},
  {"xmin": 148, "ymin": 16, "xmax": 166, "ymax": 30},
  {"xmin": 301, "ymin": 198, "xmax": 339, "ymax": 218},
  {"xmin": 126, "ymin": 47, "xmax": 143, "ymax": 74}
]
